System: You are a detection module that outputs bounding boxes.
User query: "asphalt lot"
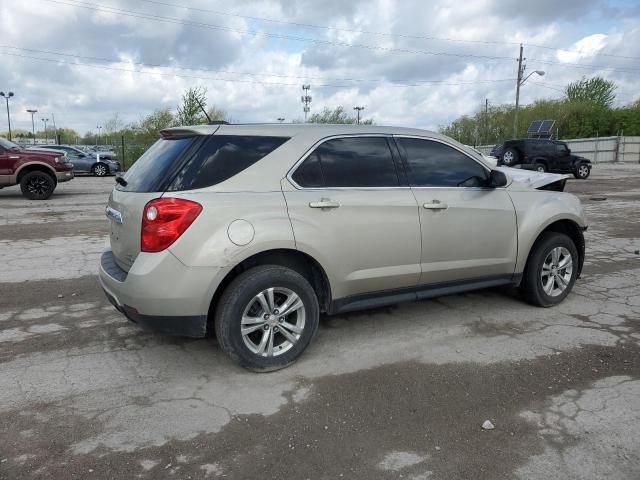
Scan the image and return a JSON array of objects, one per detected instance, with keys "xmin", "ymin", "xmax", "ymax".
[{"xmin": 1, "ymin": 165, "xmax": 639, "ymax": 479}]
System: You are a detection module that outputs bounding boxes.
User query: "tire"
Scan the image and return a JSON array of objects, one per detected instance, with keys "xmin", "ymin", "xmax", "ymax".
[
  {"xmin": 20, "ymin": 171, "xmax": 56, "ymax": 200},
  {"xmin": 502, "ymin": 148, "xmax": 519, "ymax": 166},
  {"xmin": 574, "ymin": 163, "xmax": 590, "ymax": 179},
  {"xmin": 92, "ymin": 163, "xmax": 109, "ymax": 177},
  {"xmin": 215, "ymin": 265, "xmax": 320, "ymax": 372},
  {"xmin": 520, "ymin": 232, "xmax": 579, "ymax": 307},
  {"xmin": 534, "ymin": 163, "xmax": 547, "ymax": 172}
]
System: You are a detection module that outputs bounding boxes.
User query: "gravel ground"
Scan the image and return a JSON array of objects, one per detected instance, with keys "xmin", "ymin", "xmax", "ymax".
[{"xmin": 1, "ymin": 165, "xmax": 639, "ymax": 479}]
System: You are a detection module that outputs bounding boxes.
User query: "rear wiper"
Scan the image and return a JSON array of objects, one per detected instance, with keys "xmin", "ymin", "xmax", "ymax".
[{"xmin": 115, "ymin": 175, "xmax": 128, "ymax": 187}]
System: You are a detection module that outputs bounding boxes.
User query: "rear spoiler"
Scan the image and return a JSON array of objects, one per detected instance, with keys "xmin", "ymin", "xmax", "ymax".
[{"xmin": 160, "ymin": 124, "xmax": 221, "ymax": 139}]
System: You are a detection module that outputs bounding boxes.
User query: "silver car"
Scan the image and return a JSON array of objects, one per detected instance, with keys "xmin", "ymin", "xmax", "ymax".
[{"xmin": 99, "ymin": 124, "xmax": 587, "ymax": 371}]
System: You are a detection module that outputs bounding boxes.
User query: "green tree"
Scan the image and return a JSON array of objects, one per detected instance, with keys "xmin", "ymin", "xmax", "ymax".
[
  {"xmin": 565, "ymin": 76, "xmax": 617, "ymax": 108},
  {"xmin": 308, "ymin": 106, "xmax": 373, "ymax": 124},
  {"xmin": 177, "ymin": 87, "xmax": 209, "ymax": 125}
]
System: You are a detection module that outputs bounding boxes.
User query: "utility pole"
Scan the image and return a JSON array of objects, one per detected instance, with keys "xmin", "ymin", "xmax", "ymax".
[
  {"xmin": 484, "ymin": 98, "xmax": 489, "ymax": 145},
  {"xmin": 0, "ymin": 91, "xmax": 14, "ymax": 141},
  {"xmin": 27, "ymin": 109, "xmax": 38, "ymax": 144},
  {"xmin": 513, "ymin": 43, "xmax": 524, "ymax": 139},
  {"xmin": 353, "ymin": 106, "xmax": 365, "ymax": 125},
  {"xmin": 42, "ymin": 118, "xmax": 49, "ymax": 144},
  {"xmin": 301, "ymin": 85, "xmax": 312, "ymax": 122},
  {"xmin": 52, "ymin": 113, "xmax": 57, "ymax": 143}
]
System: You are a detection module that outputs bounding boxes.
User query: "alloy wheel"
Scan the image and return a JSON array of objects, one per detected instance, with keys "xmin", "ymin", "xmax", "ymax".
[
  {"xmin": 540, "ymin": 246, "xmax": 573, "ymax": 297},
  {"xmin": 240, "ymin": 287, "xmax": 306, "ymax": 357},
  {"xmin": 27, "ymin": 176, "xmax": 50, "ymax": 196},
  {"xmin": 578, "ymin": 165, "xmax": 589, "ymax": 178},
  {"xmin": 95, "ymin": 164, "xmax": 107, "ymax": 176},
  {"xmin": 503, "ymin": 151, "xmax": 514, "ymax": 164}
]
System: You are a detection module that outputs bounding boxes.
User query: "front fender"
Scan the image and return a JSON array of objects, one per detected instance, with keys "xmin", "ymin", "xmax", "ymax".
[{"xmin": 509, "ymin": 191, "xmax": 587, "ymax": 274}]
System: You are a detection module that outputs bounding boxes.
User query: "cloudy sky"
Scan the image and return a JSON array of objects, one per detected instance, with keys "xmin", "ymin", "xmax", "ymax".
[{"xmin": 1, "ymin": 0, "xmax": 639, "ymax": 136}]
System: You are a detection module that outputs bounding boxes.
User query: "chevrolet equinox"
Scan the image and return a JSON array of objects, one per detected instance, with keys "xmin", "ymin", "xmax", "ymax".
[{"xmin": 100, "ymin": 124, "xmax": 587, "ymax": 371}]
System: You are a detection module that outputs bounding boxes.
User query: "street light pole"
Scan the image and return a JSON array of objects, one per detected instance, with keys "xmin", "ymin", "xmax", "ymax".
[
  {"xmin": 0, "ymin": 91, "xmax": 15, "ymax": 141},
  {"xmin": 512, "ymin": 44, "xmax": 545, "ymax": 139},
  {"xmin": 42, "ymin": 118, "xmax": 49, "ymax": 144},
  {"xmin": 26, "ymin": 109, "xmax": 38, "ymax": 145},
  {"xmin": 96, "ymin": 125, "xmax": 102, "ymax": 146},
  {"xmin": 353, "ymin": 106, "xmax": 365, "ymax": 125}
]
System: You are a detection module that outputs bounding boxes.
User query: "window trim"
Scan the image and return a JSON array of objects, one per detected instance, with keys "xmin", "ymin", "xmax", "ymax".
[
  {"xmin": 287, "ymin": 134, "xmax": 409, "ymax": 190},
  {"xmin": 392, "ymin": 135, "xmax": 499, "ymax": 190}
]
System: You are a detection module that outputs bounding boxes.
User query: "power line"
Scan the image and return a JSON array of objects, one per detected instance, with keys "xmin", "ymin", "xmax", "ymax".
[
  {"xmin": 529, "ymin": 57, "xmax": 640, "ymax": 74},
  {"xmin": 135, "ymin": 0, "xmax": 640, "ymax": 60},
  {"xmin": 38, "ymin": 0, "xmax": 517, "ymax": 62},
  {"xmin": 0, "ymin": 50, "xmax": 516, "ymax": 89},
  {"xmin": 0, "ymin": 45, "xmax": 515, "ymax": 87}
]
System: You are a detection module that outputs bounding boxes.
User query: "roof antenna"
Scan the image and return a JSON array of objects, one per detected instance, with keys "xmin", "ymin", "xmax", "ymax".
[{"xmin": 195, "ymin": 98, "xmax": 212, "ymax": 124}]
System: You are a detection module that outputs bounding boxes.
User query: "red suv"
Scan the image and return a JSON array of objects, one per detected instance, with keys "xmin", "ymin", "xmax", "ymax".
[{"xmin": 0, "ymin": 138, "xmax": 74, "ymax": 199}]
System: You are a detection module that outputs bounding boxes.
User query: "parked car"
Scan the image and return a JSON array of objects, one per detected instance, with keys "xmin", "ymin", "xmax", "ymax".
[
  {"xmin": 32, "ymin": 144, "xmax": 121, "ymax": 176},
  {"xmin": 0, "ymin": 137, "xmax": 74, "ymax": 199},
  {"xmin": 498, "ymin": 139, "xmax": 591, "ymax": 179},
  {"xmin": 100, "ymin": 124, "xmax": 587, "ymax": 371}
]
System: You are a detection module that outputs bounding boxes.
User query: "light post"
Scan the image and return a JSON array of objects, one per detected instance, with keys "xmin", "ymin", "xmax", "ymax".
[
  {"xmin": 96, "ymin": 125, "xmax": 102, "ymax": 146},
  {"xmin": 353, "ymin": 106, "xmax": 365, "ymax": 125},
  {"xmin": 513, "ymin": 68, "xmax": 545, "ymax": 138},
  {"xmin": 0, "ymin": 91, "xmax": 14, "ymax": 141},
  {"xmin": 26, "ymin": 109, "xmax": 38, "ymax": 145},
  {"xmin": 42, "ymin": 118, "xmax": 49, "ymax": 144},
  {"xmin": 277, "ymin": 117, "xmax": 285, "ymax": 123}
]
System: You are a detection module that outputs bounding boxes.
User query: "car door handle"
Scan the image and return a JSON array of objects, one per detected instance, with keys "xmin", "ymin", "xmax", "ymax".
[
  {"xmin": 423, "ymin": 200, "xmax": 448, "ymax": 210},
  {"xmin": 309, "ymin": 199, "xmax": 340, "ymax": 209}
]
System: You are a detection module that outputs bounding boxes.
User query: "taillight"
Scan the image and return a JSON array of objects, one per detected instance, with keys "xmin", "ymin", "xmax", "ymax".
[{"xmin": 141, "ymin": 198, "xmax": 202, "ymax": 253}]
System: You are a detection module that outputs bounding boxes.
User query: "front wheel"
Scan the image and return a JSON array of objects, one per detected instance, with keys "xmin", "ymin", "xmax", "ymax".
[
  {"xmin": 502, "ymin": 148, "xmax": 519, "ymax": 166},
  {"xmin": 215, "ymin": 265, "xmax": 320, "ymax": 371},
  {"xmin": 520, "ymin": 232, "xmax": 578, "ymax": 307},
  {"xmin": 92, "ymin": 163, "xmax": 109, "ymax": 177},
  {"xmin": 20, "ymin": 171, "xmax": 56, "ymax": 200},
  {"xmin": 574, "ymin": 163, "xmax": 590, "ymax": 179},
  {"xmin": 534, "ymin": 163, "xmax": 547, "ymax": 172}
]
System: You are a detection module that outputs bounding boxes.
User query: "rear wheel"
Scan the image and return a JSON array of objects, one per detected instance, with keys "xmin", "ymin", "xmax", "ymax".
[
  {"xmin": 534, "ymin": 163, "xmax": 547, "ymax": 172},
  {"xmin": 92, "ymin": 163, "xmax": 109, "ymax": 177},
  {"xmin": 20, "ymin": 171, "xmax": 56, "ymax": 200},
  {"xmin": 574, "ymin": 163, "xmax": 590, "ymax": 179},
  {"xmin": 215, "ymin": 265, "xmax": 320, "ymax": 371},
  {"xmin": 520, "ymin": 232, "xmax": 578, "ymax": 307},
  {"xmin": 502, "ymin": 148, "xmax": 519, "ymax": 166}
]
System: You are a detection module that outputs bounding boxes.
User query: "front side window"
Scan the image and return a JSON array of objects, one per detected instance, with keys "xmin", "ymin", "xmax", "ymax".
[
  {"xmin": 292, "ymin": 137, "xmax": 399, "ymax": 188},
  {"xmin": 397, "ymin": 138, "xmax": 489, "ymax": 188}
]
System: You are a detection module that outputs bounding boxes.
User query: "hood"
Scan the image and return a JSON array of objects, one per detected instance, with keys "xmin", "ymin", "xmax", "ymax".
[
  {"xmin": 497, "ymin": 166, "xmax": 570, "ymax": 191},
  {"xmin": 20, "ymin": 147, "xmax": 64, "ymax": 159}
]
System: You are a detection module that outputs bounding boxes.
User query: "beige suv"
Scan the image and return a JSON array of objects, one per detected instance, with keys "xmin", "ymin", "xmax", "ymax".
[{"xmin": 100, "ymin": 124, "xmax": 587, "ymax": 371}]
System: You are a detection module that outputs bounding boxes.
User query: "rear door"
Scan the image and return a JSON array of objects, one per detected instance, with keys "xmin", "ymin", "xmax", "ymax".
[
  {"xmin": 395, "ymin": 136, "xmax": 517, "ymax": 285},
  {"xmin": 283, "ymin": 135, "xmax": 421, "ymax": 300}
]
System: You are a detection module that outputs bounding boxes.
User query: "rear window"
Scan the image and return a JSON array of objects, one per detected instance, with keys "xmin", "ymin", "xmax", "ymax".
[
  {"xmin": 117, "ymin": 137, "xmax": 196, "ymax": 192},
  {"xmin": 168, "ymin": 135, "xmax": 288, "ymax": 191}
]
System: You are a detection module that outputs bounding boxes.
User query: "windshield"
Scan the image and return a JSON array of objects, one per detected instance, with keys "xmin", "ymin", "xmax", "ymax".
[{"xmin": 0, "ymin": 137, "xmax": 20, "ymax": 149}]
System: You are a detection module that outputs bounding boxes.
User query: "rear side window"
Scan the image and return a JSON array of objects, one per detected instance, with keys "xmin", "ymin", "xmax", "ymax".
[
  {"xmin": 292, "ymin": 137, "xmax": 399, "ymax": 188},
  {"xmin": 169, "ymin": 135, "xmax": 288, "ymax": 191},
  {"xmin": 397, "ymin": 138, "xmax": 488, "ymax": 187},
  {"xmin": 117, "ymin": 137, "xmax": 195, "ymax": 192}
]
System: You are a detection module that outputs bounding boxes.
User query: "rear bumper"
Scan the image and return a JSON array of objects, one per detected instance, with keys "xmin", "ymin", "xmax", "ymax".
[{"xmin": 99, "ymin": 249, "xmax": 222, "ymax": 338}]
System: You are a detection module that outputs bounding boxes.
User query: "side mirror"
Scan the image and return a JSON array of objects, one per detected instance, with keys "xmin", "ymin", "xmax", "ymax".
[{"xmin": 488, "ymin": 170, "xmax": 508, "ymax": 188}]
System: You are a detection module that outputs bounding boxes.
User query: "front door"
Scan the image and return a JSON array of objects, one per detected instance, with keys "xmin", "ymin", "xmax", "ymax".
[
  {"xmin": 553, "ymin": 142, "xmax": 572, "ymax": 171},
  {"xmin": 395, "ymin": 136, "xmax": 518, "ymax": 285},
  {"xmin": 283, "ymin": 136, "xmax": 422, "ymax": 301}
]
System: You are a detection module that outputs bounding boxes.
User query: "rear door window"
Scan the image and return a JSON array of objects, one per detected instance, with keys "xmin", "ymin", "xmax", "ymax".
[
  {"xmin": 168, "ymin": 135, "xmax": 289, "ymax": 191},
  {"xmin": 292, "ymin": 137, "xmax": 399, "ymax": 188}
]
